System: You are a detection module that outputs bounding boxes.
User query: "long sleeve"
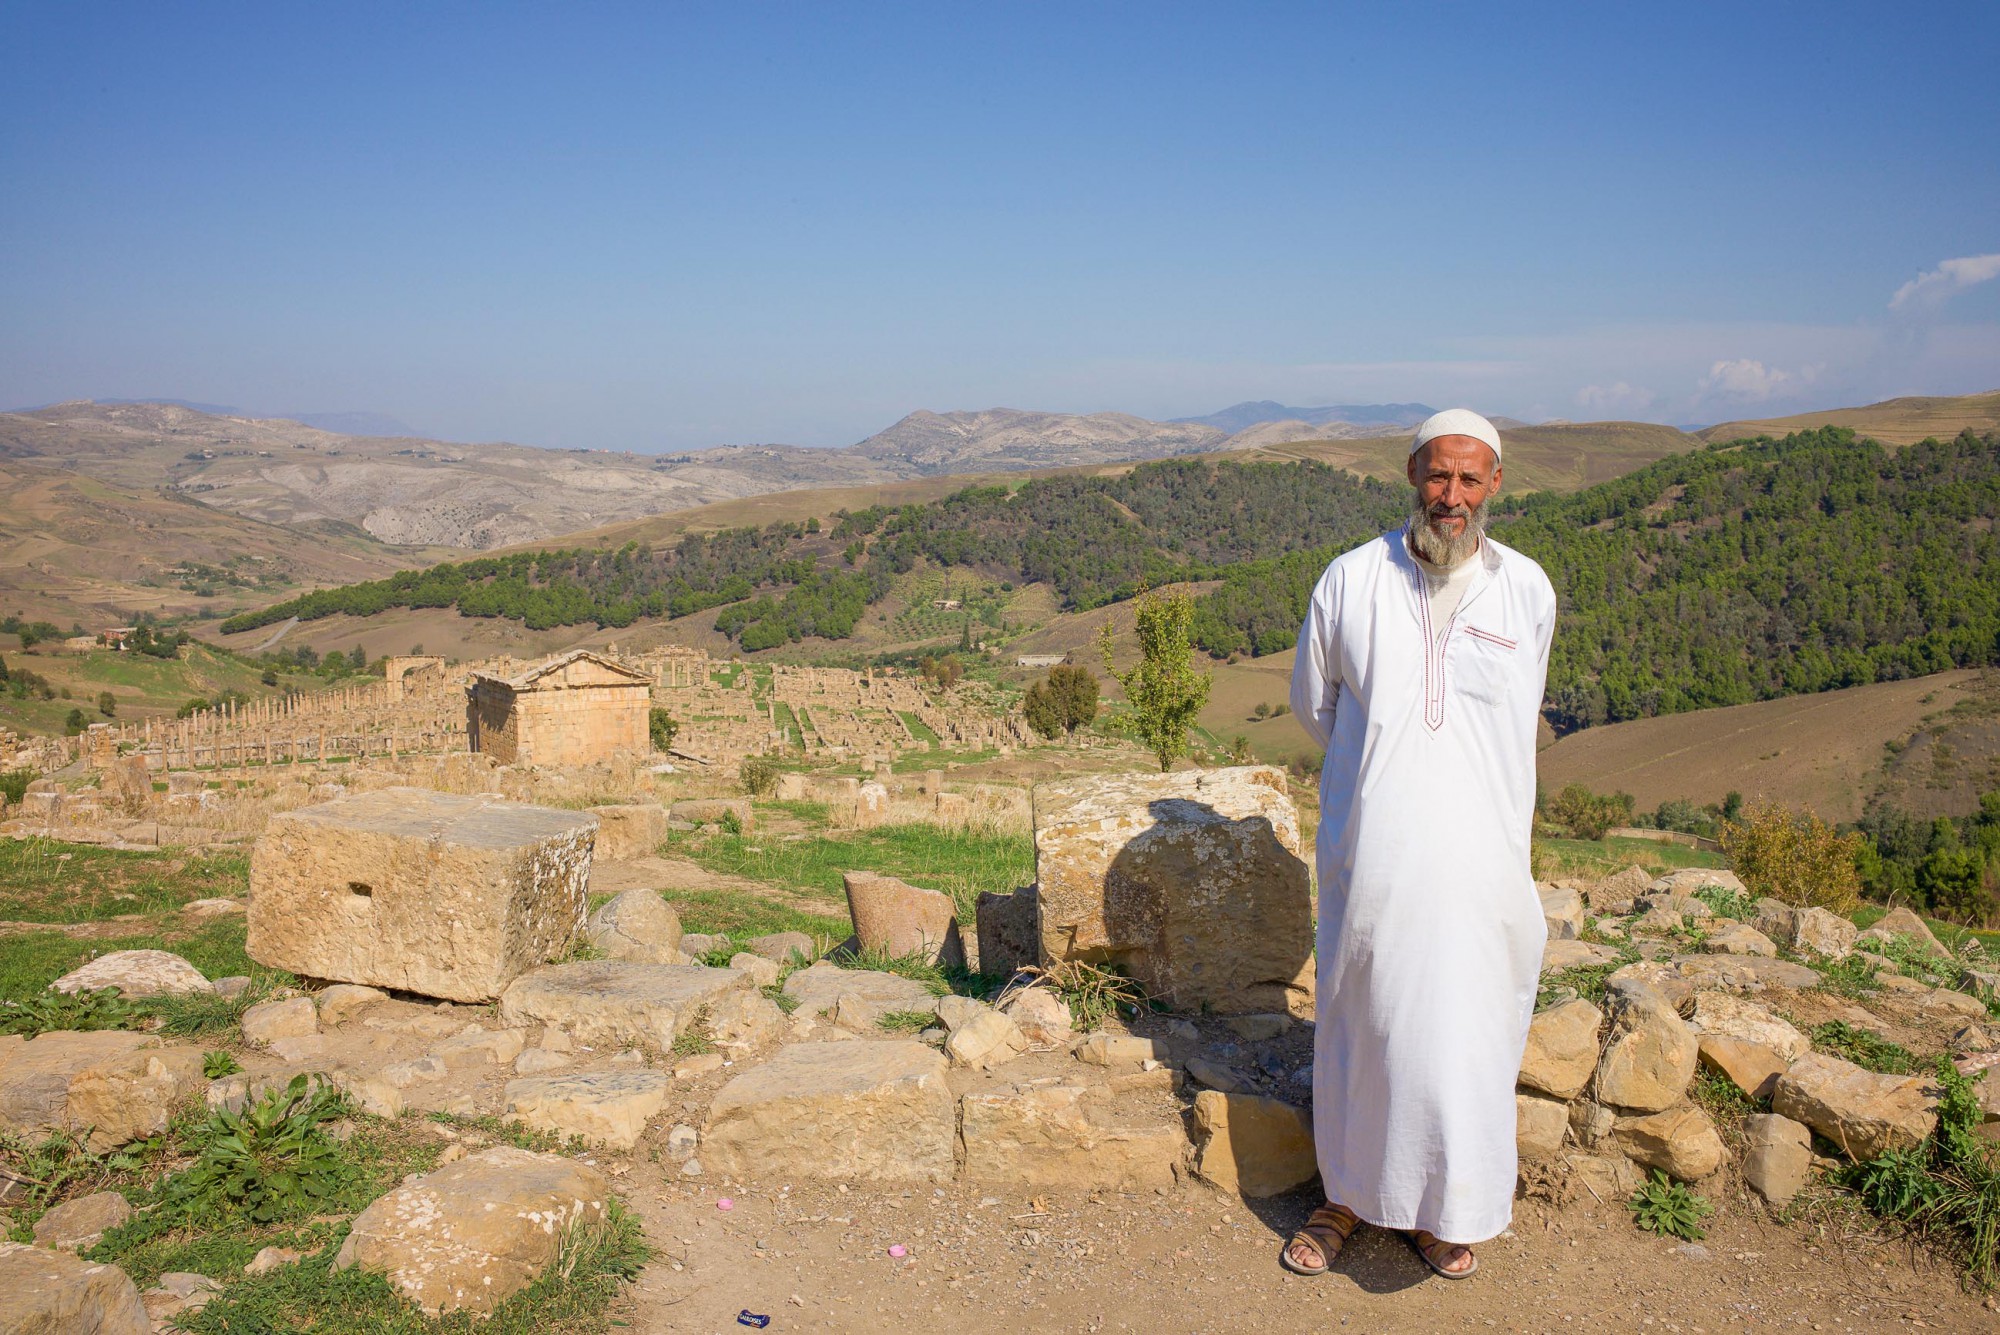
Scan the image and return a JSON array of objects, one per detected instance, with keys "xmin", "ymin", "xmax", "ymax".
[{"xmin": 1290, "ymin": 567, "xmax": 1341, "ymax": 751}]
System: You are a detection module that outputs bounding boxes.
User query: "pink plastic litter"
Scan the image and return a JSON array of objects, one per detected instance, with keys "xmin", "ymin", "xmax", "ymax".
[
  {"xmin": 717, "ymin": 1198, "xmax": 735, "ymax": 1211},
  {"xmin": 888, "ymin": 1245, "xmax": 907, "ymax": 1258}
]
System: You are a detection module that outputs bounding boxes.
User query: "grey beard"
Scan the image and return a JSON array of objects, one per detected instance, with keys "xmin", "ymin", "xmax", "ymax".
[{"xmin": 1408, "ymin": 495, "xmax": 1488, "ymax": 566}]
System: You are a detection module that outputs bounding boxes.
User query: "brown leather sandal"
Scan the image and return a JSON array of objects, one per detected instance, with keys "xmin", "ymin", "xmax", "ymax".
[
  {"xmin": 1280, "ymin": 1201, "xmax": 1361, "ymax": 1276},
  {"xmin": 1407, "ymin": 1229, "xmax": 1478, "ymax": 1279}
]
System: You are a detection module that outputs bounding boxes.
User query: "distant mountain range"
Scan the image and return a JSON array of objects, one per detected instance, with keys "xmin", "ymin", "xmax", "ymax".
[
  {"xmin": 28, "ymin": 399, "xmax": 426, "ymax": 438},
  {"xmin": 1171, "ymin": 400, "xmax": 1438, "ymax": 433}
]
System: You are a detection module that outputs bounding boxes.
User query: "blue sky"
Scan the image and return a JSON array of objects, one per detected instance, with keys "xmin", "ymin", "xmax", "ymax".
[{"xmin": 2, "ymin": 2, "xmax": 1996, "ymax": 449}]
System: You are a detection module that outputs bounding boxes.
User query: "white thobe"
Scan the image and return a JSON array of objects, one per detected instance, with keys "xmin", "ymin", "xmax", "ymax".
[{"xmin": 1289, "ymin": 523, "xmax": 1556, "ymax": 1243}]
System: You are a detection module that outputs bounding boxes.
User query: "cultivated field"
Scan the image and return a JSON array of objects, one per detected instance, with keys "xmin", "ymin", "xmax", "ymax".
[{"xmin": 1702, "ymin": 388, "xmax": 2000, "ymax": 447}]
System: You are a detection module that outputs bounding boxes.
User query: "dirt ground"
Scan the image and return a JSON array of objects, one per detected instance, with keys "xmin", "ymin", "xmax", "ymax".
[{"xmin": 606, "ymin": 1170, "xmax": 2000, "ymax": 1333}]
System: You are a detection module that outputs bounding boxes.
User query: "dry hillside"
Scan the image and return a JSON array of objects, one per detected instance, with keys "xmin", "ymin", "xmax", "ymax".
[
  {"xmin": 1536, "ymin": 669, "xmax": 1986, "ymax": 821},
  {"xmin": 1702, "ymin": 389, "xmax": 2000, "ymax": 446}
]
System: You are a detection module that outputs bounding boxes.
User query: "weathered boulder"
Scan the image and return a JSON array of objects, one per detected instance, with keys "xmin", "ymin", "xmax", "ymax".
[
  {"xmin": 975, "ymin": 886, "xmax": 1042, "ymax": 979},
  {"xmin": 1672, "ymin": 953, "xmax": 1821, "ymax": 992},
  {"xmin": 1773, "ymin": 1053, "xmax": 1938, "ymax": 1160},
  {"xmin": 705, "ymin": 988, "xmax": 788, "ymax": 1052},
  {"xmin": 31, "ymin": 1191, "xmax": 132, "ymax": 1251},
  {"xmin": 139, "ymin": 1273, "xmax": 221, "ymax": 1329},
  {"xmin": 842, "ymin": 871, "xmax": 965, "ymax": 966},
  {"xmin": 314, "ymin": 983, "xmax": 387, "ymax": 1026},
  {"xmin": 1537, "ymin": 883, "xmax": 1586, "ymax": 941},
  {"xmin": 726, "ymin": 952, "xmax": 781, "ymax": 987},
  {"xmin": 1566, "ymin": 1152, "xmax": 1644, "ymax": 1200},
  {"xmin": 241, "ymin": 996, "xmax": 318, "ymax": 1047},
  {"xmin": 1517, "ymin": 1090, "xmax": 1570, "ymax": 1158},
  {"xmin": 945, "ymin": 1010, "xmax": 1028, "ymax": 1070},
  {"xmin": 1567, "ymin": 1099, "xmax": 1615, "ymax": 1150},
  {"xmin": 333, "ymin": 1146, "xmax": 610, "ymax": 1317},
  {"xmin": 1741, "ymin": 1113, "xmax": 1814, "ymax": 1206},
  {"xmin": 780, "ymin": 960, "xmax": 939, "ymax": 1025},
  {"xmin": 960, "ymin": 1081, "xmax": 1187, "ymax": 1190},
  {"xmin": 98, "ymin": 755, "xmax": 154, "ymax": 818},
  {"xmin": 743, "ymin": 931, "xmax": 816, "ymax": 964},
  {"xmin": 1921, "ymin": 987, "xmax": 1988, "ymax": 1020},
  {"xmin": 504, "ymin": 1070, "xmax": 672, "ymax": 1149},
  {"xmin": 0, "ymin": 1241, "xmax": 148, "ymax": 1334},
  {"xmin": 1651, "ymin": 869, "xmax": 1747, "ymax": 898},
  {"xmin": 1589, "ymin": 865, "xmax": 1652, "ymax": 915},
  {"xmin": 1790, "ymin": 906, "xmax": 1858, "ymax": 960},
  {"xmin": 0, "ymin": 1030, "xmax": 205, "ymax": 1151},
  {"xmin": 1191, "ymin": 1090, "xmax": 1315, "ymax": 1196},
  {"xmin": 1540, "ymin": 939, "xmax": 1624, "ymax": 974},
  {"xmin": 934, "ymin": 791, "xmax": 971, "ymax": 827},
  {"xmin": 50, "ymin": 950, "xmax": 213, "ymax": 998},
  {"xmin": 703, "ymin": 1042, "xmax": 956, "ymax": 1183},
  {"xmin": 1857, "ymin": 906, "xmax": 1949, "ymax": 959},
  {"xmin": 1684, "ymin": 991, "xmax": 1810, "ymax": 1063},
  {"xmin": 248, "ymin": 788, "xmax": 596, "ymax": 1003},
  {"xmin": 1698, "ymin": 1035, "xmax": 1787, "ymax": 1101},
  {"xmin": 998, "ymin": 985, "xmax": 1074, "ymax": 1047},
  {"xmin": 1613, "ymin": 1105, "xmax": 1725, "ymax": 1180},
  {"xmin": 584, "ymin": 889, "xmax": 683, "ymax": 964},
  {"xmin": 853, "ymin": 780, "xmax": 891, "ymax": 828},
  {"xmin": 584, "ymin": 803, "xmax": 667, "ymax": 861},
  {"xmin": 1075, "ymin": 1033, "xmax": 1169, "ymax": 1066},
  {"xmin": 431, "ymin": 1027, "xmax": 528, "ymax": 1070},
  {"xmin": 1031, "ymin": 766, "xmax": 1312, "ymax": 1015},
  {"xmin": 1594, "ymin": 994, "xmax": 1697, "ymax": 1112},
  {"xmin": 1519, "ymin": 998, "xmax": 1603, "ymax": 1100},
  {"xmin": 1700, "ymin": 922, "xmax": 1777, "ymax": 957},
  {"xmin": 669, "ymin": 798, "xmax": 752, "ymax": 831},
  {"xmin": 1751, "ymin": 897, "xmax": 1798, "ymax": 943},
  {"xmin": 499, "ymin": 960, "xmax": 747, "ymax": 1051}
]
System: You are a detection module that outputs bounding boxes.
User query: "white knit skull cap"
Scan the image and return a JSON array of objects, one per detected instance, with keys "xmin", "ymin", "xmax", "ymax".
[{"xmin": 1409, "ymin": 408, "xmax": 1501, "ymax": 460}]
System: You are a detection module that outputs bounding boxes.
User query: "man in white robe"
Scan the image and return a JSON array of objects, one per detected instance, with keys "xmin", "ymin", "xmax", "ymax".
[{"xmin": 1283, "ymin": 408, "xmax": 1556, "ymax": 1280}]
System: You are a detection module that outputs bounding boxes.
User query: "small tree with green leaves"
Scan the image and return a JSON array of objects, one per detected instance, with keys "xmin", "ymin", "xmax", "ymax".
[
  {"xmin": 1100, "ymin": 586, "xmax": 1211, "ymax": 772},
  {"xmin": 649, "ymin": 708, "xmax": 678, "ymax": 753},
  {"xmin": 1024, "ymin": 664, "xmax": 1099, "ymax": 740},
  {"xmin": 64, "ymin": 707, "xmax": 87, "ymax": 735},
  {"xmin": 96, "ymin": 690, "xmax": 116, "ymax": 717}
]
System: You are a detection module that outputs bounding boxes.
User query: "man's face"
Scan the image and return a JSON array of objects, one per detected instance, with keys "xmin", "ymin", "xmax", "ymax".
[{"xmin": 1406, "ymin": 434, "xmax": 1502, "ymax": 544}]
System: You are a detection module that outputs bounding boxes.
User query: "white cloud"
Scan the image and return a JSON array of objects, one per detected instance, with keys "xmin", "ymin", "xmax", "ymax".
[
  {"xmin": 1889, "ymin": 253, "xmax": 2000, "ymax": 313},
  {"xmin": 1575, "ymin": 381, "xmax": 1655, "ymax": 415},
  {"xmin": 1695, "ymin": 358, "xmax": 1821, "ymax": 404}
]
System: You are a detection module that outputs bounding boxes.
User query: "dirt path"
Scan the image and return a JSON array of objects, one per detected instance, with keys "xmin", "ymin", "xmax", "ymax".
[{"xmin": 607, "ymin": 1172, "xmax": 1998, "ymax": 1333}]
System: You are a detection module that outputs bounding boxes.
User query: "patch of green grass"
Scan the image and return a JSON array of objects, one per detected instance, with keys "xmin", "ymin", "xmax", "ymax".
[
  {"xmin": 1690, "ymin": 1064, "xmax": 1761, "ymax": 1120},
  {"xmin": 758, "ymin": 798, "xmax": 831, "ymax": 824},
  {"xmin": 1810, "ymin": 1020, "xmax": 1917, "ymax": 1074},
  {"xmin": 662, "ymin": 820, "xmax": 1032, "ymax": 918},
  {"xmin": 668, "ymin": 886, "xmax": 848, "ymax": 944},
  {"xmin": 1017, "ymin": 959, "xmax": 1150, "ymax": 1031},
  {"xmin": 0, "ymin": 917, "xmax": 266, "ymax": 1003},
  {"xmin": 1811, "ymin": 952, "xmax": 1882, "ymax": 1000},
  {"xmin": 897, "ymin": 711, "xmax": 941, "ymax": 744},
  {"xmin": 1535, "ymin": 944, "xmax": 1641, "ymax": 1009},
  {"xmin": 422, "ymin": 1112, "xmax": 573, "ymax": 1155},
  {"xmin": 1853, "ymin": 904, "xmax": 2000, "ymax": 954},
  {"xmin": 876, "ymin": 1010, "xmax": 936, "ymax": 1033},
  {"xmin": 670, "ymin": 1006, "xmax": 714, "ymax": 1056},
  {"xmin": 1533, "ymin": 835, "xmax": 1727, "ymax": 882},
  {"xmin": 0, "ymin": 837, "xmax": 249, "ymax": 922}
]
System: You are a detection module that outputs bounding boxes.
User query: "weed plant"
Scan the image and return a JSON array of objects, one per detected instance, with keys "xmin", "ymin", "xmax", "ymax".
[
  {"xmin": 1627, "ymin": 1170, "xmax": 1714, "ymax": 1240},
  {"xmin": 1844, "ymin": 1059, "xmax": 2000, "ymax": 1285},
  {"xmin": 876, "ymin": 1010, "xmax": 937, "ymax": 1033},
  {"xmin": 1810, "ymin": 1020, "xmax": 1917, "ymax": 1074},
  {"xmin": 1811, "ymin": 953, "xmax": 1882, "ymax": 1000},
  {"xmin": 1693, "ymin": 883, "xmax": 1752, "ymax": 921},
  {"xmin": 1016, "ymin": 959, "xmax": 1150, "ymax": 1031}
]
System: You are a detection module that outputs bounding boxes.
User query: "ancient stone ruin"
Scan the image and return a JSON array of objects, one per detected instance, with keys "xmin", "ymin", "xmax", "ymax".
[
  {"xmin": 246, "ymin": 787, "xmax": 597, "ymax": 1001},
  {"xmin": 465, "ymin": 649, "xmax": 652, "ymax": 766}
]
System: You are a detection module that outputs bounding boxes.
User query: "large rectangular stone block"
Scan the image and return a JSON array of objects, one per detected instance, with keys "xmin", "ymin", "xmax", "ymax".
[
  {"xmin": 1032, "ymin": 765, "xmax": 1313, "ymax": 1014},
  {"xmin": 247, "ymin": 787, "xmax": 596, "ymax": 1002}
]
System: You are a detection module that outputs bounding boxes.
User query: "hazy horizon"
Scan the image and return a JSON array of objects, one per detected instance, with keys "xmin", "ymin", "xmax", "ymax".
[{"xmin": 3, "ymin": 3, "xmax": 1996, "ymax": 452}]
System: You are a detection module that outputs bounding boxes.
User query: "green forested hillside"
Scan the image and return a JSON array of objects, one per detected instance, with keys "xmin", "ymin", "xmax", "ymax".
[
  {"xmin": 220, "ymin": 459, "xmax": 1407, "ymax": 650},
  {"xmin": 216, "ymin": 428, "xmax": 2000, "ymax": 737}
]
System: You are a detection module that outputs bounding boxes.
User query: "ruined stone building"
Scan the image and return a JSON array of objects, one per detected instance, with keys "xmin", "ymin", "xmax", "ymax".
[{"xmin": 464, "ymin": 651, "xmax": 651, "ymax": 766}]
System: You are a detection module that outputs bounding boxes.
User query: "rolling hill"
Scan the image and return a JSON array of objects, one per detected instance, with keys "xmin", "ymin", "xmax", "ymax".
[
  {"xmin": 1536, "ymin": 669, "xmax": 1992, "ymax": 823},
  {"xmin": 1702, "ymin": 389, "xmax": 2000, "ymax": 447}
]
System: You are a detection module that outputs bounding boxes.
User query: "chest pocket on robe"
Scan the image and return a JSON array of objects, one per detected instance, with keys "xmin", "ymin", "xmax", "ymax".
[{"xmin": 1451, "ymin": 625, "xmax": 1518, "ymax": 707}]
